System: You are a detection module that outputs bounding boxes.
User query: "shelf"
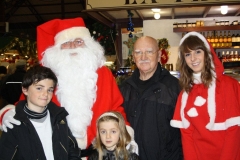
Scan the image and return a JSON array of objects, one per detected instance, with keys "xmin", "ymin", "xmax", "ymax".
[
  {"xmin": 214, "ymin": 47, "xmax": 240, "ymax": 49},
  {"xmin": 173, "ymin": 25, "xmax": 240, "ymax": 32}
]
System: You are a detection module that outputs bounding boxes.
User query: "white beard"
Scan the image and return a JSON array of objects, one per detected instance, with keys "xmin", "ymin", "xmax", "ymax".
[{"xmin": 41, "ymin": 37, "xmax": 105, "ymax": 138}]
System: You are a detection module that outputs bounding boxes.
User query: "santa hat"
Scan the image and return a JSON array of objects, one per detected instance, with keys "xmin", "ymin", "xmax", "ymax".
[{"xmin": 37, "ymin": 17, "xmax": 91, "ymax": 60}]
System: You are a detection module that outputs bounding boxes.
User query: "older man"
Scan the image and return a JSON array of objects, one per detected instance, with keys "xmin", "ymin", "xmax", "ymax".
[
  {"xmin": 119, "ymin": 36, "xmax": 183, "ymax": 160},
  {"xmin": 0, "ymin": 17, "xmax": 135, "ymax": 158}
]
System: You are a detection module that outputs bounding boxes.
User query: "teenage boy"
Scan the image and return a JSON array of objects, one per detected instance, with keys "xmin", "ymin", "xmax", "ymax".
[{"xmin": 0, "ymin": 65, "xmax": 81, "ymax": 160}]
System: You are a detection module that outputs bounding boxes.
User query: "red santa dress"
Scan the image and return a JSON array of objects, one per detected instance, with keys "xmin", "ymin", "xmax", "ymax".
[{"xmin": 170, "ymin": 32, "xmax": 240, "ymax": 160}]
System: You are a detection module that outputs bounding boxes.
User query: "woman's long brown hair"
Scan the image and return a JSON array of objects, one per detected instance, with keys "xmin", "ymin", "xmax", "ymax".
[{"xmin": 177, "ymin": 35, "xmax": 214, "ymax": 93}]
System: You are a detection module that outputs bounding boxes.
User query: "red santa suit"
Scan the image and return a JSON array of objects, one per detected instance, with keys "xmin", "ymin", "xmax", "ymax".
[
  {"xmin": 51, "ymin": 66, "xmax": 127, "ymax": 148},
  {"xmin": 0, "ymin": 18, "xmax": 133, "ymax": 154},
  {"xmin": 170, "ymin": 32, "xmax": 240, "ymax": 160}
]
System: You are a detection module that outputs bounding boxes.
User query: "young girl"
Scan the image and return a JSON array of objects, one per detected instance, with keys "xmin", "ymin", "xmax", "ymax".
[
  {"xmin": 89, "ymin": 111, "xmax": 139, "ymax": 160},
  {"xmin": 170, "ymin": 31, "xmax": 240, "ymax": 160}
]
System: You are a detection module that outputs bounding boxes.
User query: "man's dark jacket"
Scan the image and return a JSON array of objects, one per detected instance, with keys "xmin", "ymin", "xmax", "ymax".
[
  {"xmin": 119, "ymin": 64, "xmax": 183, "ymax": 160},
  {"xmin": 0, "ymin": 100, "xmax": 81, "ymax": 160},
  {"xmin": 0, "ymin": 67, "xmax": 26, "ymax": 104}
]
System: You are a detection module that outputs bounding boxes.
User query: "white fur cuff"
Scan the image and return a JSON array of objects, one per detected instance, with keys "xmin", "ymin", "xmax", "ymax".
[
  {"xmin": 126, "ymin": 125, "xmax": 134, "ymax": 140},
  {"xmin": 0, "ymin": 104, "xmax": 16, "ymax": 131}
]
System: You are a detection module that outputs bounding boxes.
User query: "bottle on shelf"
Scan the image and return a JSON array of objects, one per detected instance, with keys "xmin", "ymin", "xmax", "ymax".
[
  {"xmin": 234, "ymin": 51, "xmax": 238, "ymax": 61},
  {"xmin": 236, "ymin": 32, "xmax": 240, "ymax": 47},
  {"xmin": 222, "ymin": 51, "xmax": 226, "ymax": 62},
  {"xmin": 230, "ymin": 51, "xmax": 234, "ymax": 61},
  {"xmin": 219, "ymin": 31, "xmax": 223, "ymax": 48},
  {"xmin": 225, "ymin": 51, "xmax": 230, "ymax": 61},
  {"xmin": 238, "ymin": 51, "xmax": 240, "ymax": 61},
  {"xmin": 232, "ymin": 32, "xmax": 236, "ymax": 47},
  {"xmin": 217, "ymin": 52, "xmax": 222, "ymax": 61},
  {"xmin": 210, "ymin": 31, "xmax": 215, "ymax": 48},
  {"xmin": 227, "ymin": 31, "xmax": 232, "ymax": 47},
  {"xmin": 202, "ymin": 32, "xmax": 205, "ymax": 39},
  {"xmin": 214, "ymin": 31, "xmax": 219, "ymax": 48},
  {"xmin": 223, "ymin": 31, "xmax": 228, "ymax": 47},
  {"xmin": 206, "ymin": 31, "xmax": 211, "ymax": 43}
]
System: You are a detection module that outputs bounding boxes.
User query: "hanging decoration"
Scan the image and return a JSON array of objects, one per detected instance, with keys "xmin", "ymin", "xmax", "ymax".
[
  {"xmin": 90, "ymin": 22, "xmax": 117, "ymax": 55},
  {"xmin": 127, "ymin": 10, "xmax": 134, "ymax": 38},
  {"xmin": 158, "ymin": 38, "xmax": 170, "ymax": 65}
]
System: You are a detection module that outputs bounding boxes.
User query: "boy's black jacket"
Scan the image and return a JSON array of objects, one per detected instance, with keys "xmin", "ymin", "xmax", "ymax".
[{"xmin": 0, "ymin": 100, "xmax": 81, "ymax": 160}]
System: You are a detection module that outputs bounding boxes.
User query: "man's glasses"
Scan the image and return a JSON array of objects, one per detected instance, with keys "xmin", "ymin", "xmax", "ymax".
[
  {"xmin": 61, "ymin": 38, "xmax": 84, "ymax": 49},
  {"xmin": 133, "ymin": 50, "xmax": 156, "ymax": 57}
]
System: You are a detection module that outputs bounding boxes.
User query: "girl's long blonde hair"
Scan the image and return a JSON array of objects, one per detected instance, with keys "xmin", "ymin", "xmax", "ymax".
[{"xmin": 94, "ymin": 111, "xmax": 131, "ymax": 160}]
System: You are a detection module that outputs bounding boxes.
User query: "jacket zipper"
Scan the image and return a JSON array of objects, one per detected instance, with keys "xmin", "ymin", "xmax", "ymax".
[
  {"xmin": 60, "ymin": 142, "xmax": 68, "ymax": 154},
  {"xmin": 68, "ymin": 136, "xmax": 76, "ymax": 148},
  {"xmin": 11, "ymin": 145, "xmax": 18, "ymax": 160}
]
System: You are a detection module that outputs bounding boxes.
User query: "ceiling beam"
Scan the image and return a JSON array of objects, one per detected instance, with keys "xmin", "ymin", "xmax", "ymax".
[
  {"xmin": 171, "ymin": 8, "xmax": 175, "ymax": 19},
  {"xmin": 5, "ymin": 0, "xmax": 25, "ymax": 21},
  {"xmin": 86, "ymin": 12, "xmax": 113, "ymax": 27},
  {"xmin": 24, "ymin": 0, "xmax": 44, "ymax": 22},
  {"xmin": 99, "ymin": 11, "xmax": 115, "ymax": 23},
  {"xmin": 203, "ymin": 6, "xmax": 211, "ymax": 18},
  {"xmin": 5, "ymin": 12, "xmax": 86, "ymax": 16},
  {"xmin": 19, "ymin": 2, "xmax": 82, "ymax": 7},
  {"xmin": 235, "ymin": 8, "xmax": 240, "ymax": 16},
  {"xmin": 135, "ymin": 10, "xmax": 144, "ymax": 20}
]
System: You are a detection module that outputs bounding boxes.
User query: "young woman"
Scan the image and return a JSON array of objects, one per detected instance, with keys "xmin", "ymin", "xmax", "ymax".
[
  {"xmin": 170, "ymin": 31, "xmax": 240, "ymax": 160},
  {"xmin": 89, "ymin": 111, "xmax": 139, "ymax": 160}
]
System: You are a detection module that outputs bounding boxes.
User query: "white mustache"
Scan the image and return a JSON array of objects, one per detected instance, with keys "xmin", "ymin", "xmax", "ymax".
[{"xmin": 138, "ymin": 60, "xmax": 150, "ymax": 64}]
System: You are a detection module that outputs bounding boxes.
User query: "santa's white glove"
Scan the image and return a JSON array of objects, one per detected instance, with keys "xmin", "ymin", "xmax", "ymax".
[
  {"xmin": 2, "ymin": 108, "xmax": 21, "ymax": 132},
  {"xmin": 126, "ymin": 140, "xmax": 139, "ymax": 155}
]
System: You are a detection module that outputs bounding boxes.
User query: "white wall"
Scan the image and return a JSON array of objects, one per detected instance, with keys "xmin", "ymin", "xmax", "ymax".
[{"xmin": 143, "ymin": 16, "xmax": 240, "ymax": 70}]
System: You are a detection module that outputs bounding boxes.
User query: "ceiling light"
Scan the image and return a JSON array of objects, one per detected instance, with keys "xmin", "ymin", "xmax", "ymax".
[
  {"xmin": 152, "ymin": 8, "xmax": 160, "ymax": 12},
  {"xmin": 221, "ymin": 5, "xmax": 228, "ymax": 15},
  {"xmin": 154, "ymin": 13, "xmax": 161, "ymax": 19}
]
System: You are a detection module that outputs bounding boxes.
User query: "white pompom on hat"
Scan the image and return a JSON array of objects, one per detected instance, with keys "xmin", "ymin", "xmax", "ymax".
[{"xmin": 37, "ymin": 17, "xmax": 91, "ymax": 61}]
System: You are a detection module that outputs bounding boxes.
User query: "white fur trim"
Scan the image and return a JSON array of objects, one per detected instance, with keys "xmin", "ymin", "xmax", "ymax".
[
  {"xmin": 170, "ymin": 120, "xmax": 184, "ymax": 128},
  {"xmin": 179, "ymin": 31, "xmax": 210, "ymax": 58},
  {"xmin": 180, "ymin": 92, "xmax": 190, "ymax": 128},
  {"xmin": 180, "ymin": 32, "xmax": 210, "ymax": 50},
  {"xmin": 179, "ymin": 75, "xmax": 216, "ymax": 130},
  {"xmin": 206, "ymin": 116, "xmax": 240, "ymax": 131},
  {"xmin": 76, "ymin": 136, "xmax": 87, "ymax": 149},
  {"xmin": 194, "ymin": 96, "xmax": 206, "ymax": 106},
  {"xmin": 206, "ymin": 81, "xmax": 216, "ymax": 130},
  {"xmin": 126, "ymin": 125, "xmax": 134, "ymax": 140},
  {"xmin": 54, "ymin": 27, "xmax": 91, "ymax": 45},
  {"xmin": 0, "ymin": 105, "xmax": 16, "ymax": 131},
  {"xmin": 187, "ymin": 107, "xmax": 198, "ymax": 117}
]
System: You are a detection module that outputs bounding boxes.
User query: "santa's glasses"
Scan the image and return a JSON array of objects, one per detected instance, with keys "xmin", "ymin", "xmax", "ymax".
[{"xmin": 61, "ymin": 38, "xmax": 84, "ymax": 49}]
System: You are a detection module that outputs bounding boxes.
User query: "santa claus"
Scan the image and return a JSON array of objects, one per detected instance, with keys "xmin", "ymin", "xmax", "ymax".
[{"xmin": 0, "ymin": 17, "xmax": 135, "ymax": 158}]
